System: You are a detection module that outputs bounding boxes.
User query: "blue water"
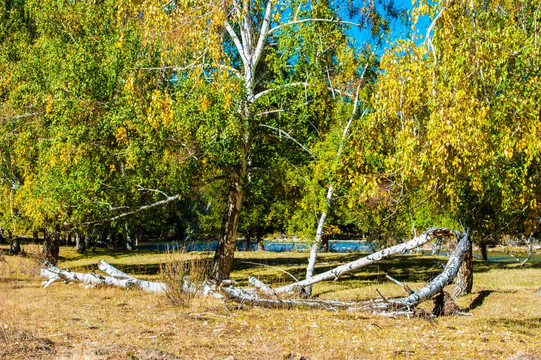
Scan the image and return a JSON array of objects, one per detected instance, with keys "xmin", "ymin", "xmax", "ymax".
[{"xmin": 137, "ymin": 240, "xmax": 373, "ymax": 253}]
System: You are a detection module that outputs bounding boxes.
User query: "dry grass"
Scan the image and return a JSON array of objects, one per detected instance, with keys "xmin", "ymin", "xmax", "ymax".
[
  {"xmin": 160, "ymin": 250, "xmax": 212, "ymax": 307},
  {"xmin": 0, "ymin": 244, "xmax": 540, "ymax": 359}
]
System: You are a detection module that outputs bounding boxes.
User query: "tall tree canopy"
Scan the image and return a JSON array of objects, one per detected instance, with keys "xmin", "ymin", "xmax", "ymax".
[
  {"xmin": 141, "ymin": 0, "xmax": 404, "ymax": 279},
  {"xmin": 366, "ymin": 0, "xmax": 541, "ymax": 255}
]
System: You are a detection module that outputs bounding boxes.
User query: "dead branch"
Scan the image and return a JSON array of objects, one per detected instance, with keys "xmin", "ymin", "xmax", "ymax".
[{"xmin": 274, "ymin": 227, "xmax": 458, "ymax": 294}]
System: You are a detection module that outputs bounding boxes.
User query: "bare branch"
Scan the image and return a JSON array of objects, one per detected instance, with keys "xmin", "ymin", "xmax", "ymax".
[
  {"xmin": 253, "ymin": 82, "xmax": 352, "ymax": 101},
  {"xmin": 136, "ymin": 185, "xmax": 169, "ymax": 199},
  {"xmin": 6, "ymin": 112, "xmax": 43, "ymax": 120},
  {"xmin": 259, "ymin": 123, "xmax": 314, "ymax": 157},
  {"xmin": 225, "ymin": 21, "xmax": 249, "ymax": 68},
  {"xmin": 268, "ymin": 18, "xmax": 363, "ymax": 36}
]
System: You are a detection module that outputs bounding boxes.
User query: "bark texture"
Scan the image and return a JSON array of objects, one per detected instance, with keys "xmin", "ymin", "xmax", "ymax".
[
  {"xmin": 256, "ymin": 227, "xmax": 265, "ymax": 251},
  {"xmin": 321, "ymin": 233, "xmax": 329, "ymax": 253},
  {"xmin": 391, "ymin": 230, "xmax": 471, "ymax": 306},
  {"xmin": 212, "ymin": 173, "xmax": 244, "ymax": 280},
  {"xmin": 478, "ymin": 241, "xmax": 488, "ymax": 260},
  {"xmin": 42, "ymin": 228, "xmax": 60, "ymax": 265},
  {"xmin": 75, "ymin": 232, "xmax": 86, "ymax": 254},
  {"xmin": 40, "ymin": 260, "xmax": 224, "ymax": 299},
  {"xmin": 432, "ymin": 291, "xmax": 460, "ymax": 316},
  {"xmin": 41, "ymin": 261, "xmax": 166, "ymax": 292},
  {"xmin": 9, "ymin": 236, "xmax": 21, "ymax": 255},
  {"xmin": 453, "ymin": 239, "xmax": 473, "ymax": 298}
]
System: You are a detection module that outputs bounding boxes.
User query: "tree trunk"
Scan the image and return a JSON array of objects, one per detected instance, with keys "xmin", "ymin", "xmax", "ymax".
[
  {"xmin": 61, "ymin": 233, "xmax": 68, "ymax": 246},
  {"xmin": 432, "ymin": 237, "xmax": 442, "ymax": 255},
  {"xmin": 453, "ymin": 239, "xmax": 473, "ymax": 298},
  {"xmin": 76, "ymin": 232, "xmax": 86, "ymax": 254},
  {"xmin": 212, "ymin": 173, "xmax": 244, "ymax": 280},
  {"xmin": 125, "ymin": 223, "xmax": 134, "ymax": 251},
  {"xmin": 86, "ymin": 230, "xmax": 94, "ymax": 251},
  {"xmin": 245, "ymin": 228, "xmax": 252, "ymax": 251},
  {"xmin": 391, "ymin": 230, "xmax": 471, "ymax": 306},
  {"xmin": 42, "ymin": 227, "xmax": 60, "ymax": 265},
  {"xmin": 305, "ymin": 184, "xmax": 333, "ymax": 297},
  {"xmin": 479, "ymin": 241, "xmax": 488, "ymax": 260},
  {"xmin": 9, "ymin": 234, "xmax": 21, "ymax": 255},
  {"xmin": 0, "ymin": 228, "xmax": 6, "ymax": 245},
  {"xmin": 256, "ymin": 226, "xmax": 265, "ymax": 251},
  {"xmin": 321, "ymin": 233, "xmax": 329, "ymax": 253},
  {"xmin": 33, "ymin": 231, "xmax": 40, "ymax": 244}
]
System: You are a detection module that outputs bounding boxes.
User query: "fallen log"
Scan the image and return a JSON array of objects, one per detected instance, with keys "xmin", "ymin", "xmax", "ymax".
[
  {"xmin": 40, "ymin": 263, "xmax": 166, "ymax": 292},
  {"xmin": 41, "ymin": 260, "xmax": 224, "ymax": 298},
  {"xmin": 274, "ymin": 227, "xmax": 458, "ymax": 294},
  {"xmin": 40, "ymin": 228, "xmax": 470, "ymax": 317},
  {"xmin": 97, "ymin": 260, "xmax": 166, "ymax": 292},
  {"xmin": 225, "ymin": 229, "xmax": 470, "ymax": 315},
  {"xmin": 390, "ymin": 230, "xmax": 471, "ymax": 306}
]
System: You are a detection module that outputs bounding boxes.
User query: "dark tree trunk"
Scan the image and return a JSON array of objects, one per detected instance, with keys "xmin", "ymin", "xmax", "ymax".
[
  {"xmin": 453, "ymin": 239, "xmax": 473, "ymax": 298},
  {"xmin": 76, "ymin": 232, "xmax": 86, "ymax": 254},
  {"xmin": 9, "ymin": 231, "xmax": 21, "ymax": 255},
  {"xmin": 42, "ymin": 228, "xmax": 60, "ymax": 265},
  {"xmin": 67, "ymin": 234, "xmax": 73, "ymax": 246},
  {"xmin": 60, "ymin": 233, "xmax": 68, "ymax": 246},
  {"xmin": 245, "ymin": 228, "xmax": 252, "ymax": 251},
  {"xmin": 33, "ymin": 231, "xmax": 40, "ymax": 244},
  {"xmin": 212, "ymin": 173, "xmax": 244, "ymax": 280},
  {"xmin": 479, "ymin": 241, "xmax": 488, "ymax": 261},
  {"xmin": 321, "ymin": 233, "xmax": 329, "ymax": 253},
  {"xmin": 0, "ymin": 228, "xmax": 6, "ymax": 245},
  {"xmin": 256, "ymin": 226, "xmax": 265, "ymax": 251}
]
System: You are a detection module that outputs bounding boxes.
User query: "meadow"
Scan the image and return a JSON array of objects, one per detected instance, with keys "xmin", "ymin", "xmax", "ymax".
[{"xmin": 1, "ymin": 245, "xmax": 540, "ymax": 359}]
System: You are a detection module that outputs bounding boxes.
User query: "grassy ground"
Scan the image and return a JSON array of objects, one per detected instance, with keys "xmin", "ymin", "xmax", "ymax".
[{"xmin": 0, "ymin": 244, "xmax": 540, "ymax": 360}]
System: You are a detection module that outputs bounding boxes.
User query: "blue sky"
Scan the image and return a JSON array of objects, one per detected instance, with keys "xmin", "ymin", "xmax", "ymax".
[{"xmin": 346, "ymin": 0, "xmax": 432, "ymax": 55}]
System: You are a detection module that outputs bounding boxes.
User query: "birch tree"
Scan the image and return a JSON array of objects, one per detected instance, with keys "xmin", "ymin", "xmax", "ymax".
[
  {"xmin": 368, "ymin": 0, "xmax": 541, "ymax": 294},
  {"xmin": 142, "ymin": 0, "xmax": 405, "ymax": 279}
]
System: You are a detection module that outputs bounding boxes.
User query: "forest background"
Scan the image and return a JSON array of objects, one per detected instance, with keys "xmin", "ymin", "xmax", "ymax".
[{"xmin": 0, "ymin": 0, "xmax": 540, "ymax": 281}]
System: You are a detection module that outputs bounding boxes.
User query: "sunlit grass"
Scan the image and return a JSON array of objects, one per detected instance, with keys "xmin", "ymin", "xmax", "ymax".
[{"xmin": 1, "ymin": 245, "xmax": 540, "ymax": 359}]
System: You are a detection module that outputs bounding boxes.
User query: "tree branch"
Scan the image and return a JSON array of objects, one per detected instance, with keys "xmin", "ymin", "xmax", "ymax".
[
  {"xmin": 259, "ymin": 124, "xmax": 314, "ymax": 157},
  {"xmin": 268, "ymin": 18, "xmax": 363, "ymax": 35},
  {"xmin": 253, "ymin": 82, "xmax": 352, "ymax": 101}
]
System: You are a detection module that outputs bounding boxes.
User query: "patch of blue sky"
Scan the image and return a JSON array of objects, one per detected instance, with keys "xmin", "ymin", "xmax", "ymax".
[{"xmin": 344, "ymin": 1, "xmax": 432, "ymax": 56}]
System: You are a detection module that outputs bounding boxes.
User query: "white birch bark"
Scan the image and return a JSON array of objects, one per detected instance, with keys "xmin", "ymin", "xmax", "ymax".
[
  {"xmin": 41, "ymin": 264, "xmax": 166, "ymax": 292},
  {"xmin": 275, "ymin": 227, "xmax": 457, "ymax": 294},
  {"xmin": 391, "ymin": 231, "xmax": 471, "ymax": 306},
  {"xmin": 303, "ymin": 85, "xmax": 363, "ymax": 295},
  {"xmin": 41, "ymin": 260, "xmax": 225, "ymax": 299},
  {"xmin": 304, "ymin": 184, "xmax": 333, "ymax": 296}
]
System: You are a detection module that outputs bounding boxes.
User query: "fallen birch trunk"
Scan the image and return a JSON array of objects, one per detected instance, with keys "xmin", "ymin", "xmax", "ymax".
[
  {"xmin": 41, "ymin": 260, "xmax": 224, "ymax": 298},
  {"xmin": 274, "ymin": 227, "xmax": 457, "ymax": 294},
  {"xmin": 223, "ymin": 285, "xmax": 358, "ymax": 310},
  {"xmin": 390, "ymin": 230, "xmax": 471, "ymax": 306},
  {"xmin": 97, "ymin": 260, "xmax": 166, "ymax": 292},
  {"xmin": 41, "ymin": 263, "xmax": 166, "ymax": 292}
]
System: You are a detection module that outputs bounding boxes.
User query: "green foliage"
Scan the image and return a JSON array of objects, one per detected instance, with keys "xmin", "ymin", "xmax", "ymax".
[{"xmin": 366, "ymin": 0, "xmax": 541, "ymax": 240}]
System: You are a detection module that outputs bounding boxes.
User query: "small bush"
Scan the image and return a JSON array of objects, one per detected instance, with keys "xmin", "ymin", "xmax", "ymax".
[{"xmin": 160, "ymin": 249, "xmax": 211, "ymax": 307}]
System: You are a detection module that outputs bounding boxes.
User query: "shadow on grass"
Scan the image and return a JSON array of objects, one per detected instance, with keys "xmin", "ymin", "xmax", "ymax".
[
  {"xmin": 231, "ymin": 253, "xmax": 521, "ymax": 287},
  {"xmin": 467, "ymin": 290, "xmax": 494, "ymax": 311},
  {"xmin": 66, "ymin": 248, "xmax": 164, "ymax": 262},
  {"xmin": 60, "ymin": 246, "xmax": 540, "ymax": 284}
]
